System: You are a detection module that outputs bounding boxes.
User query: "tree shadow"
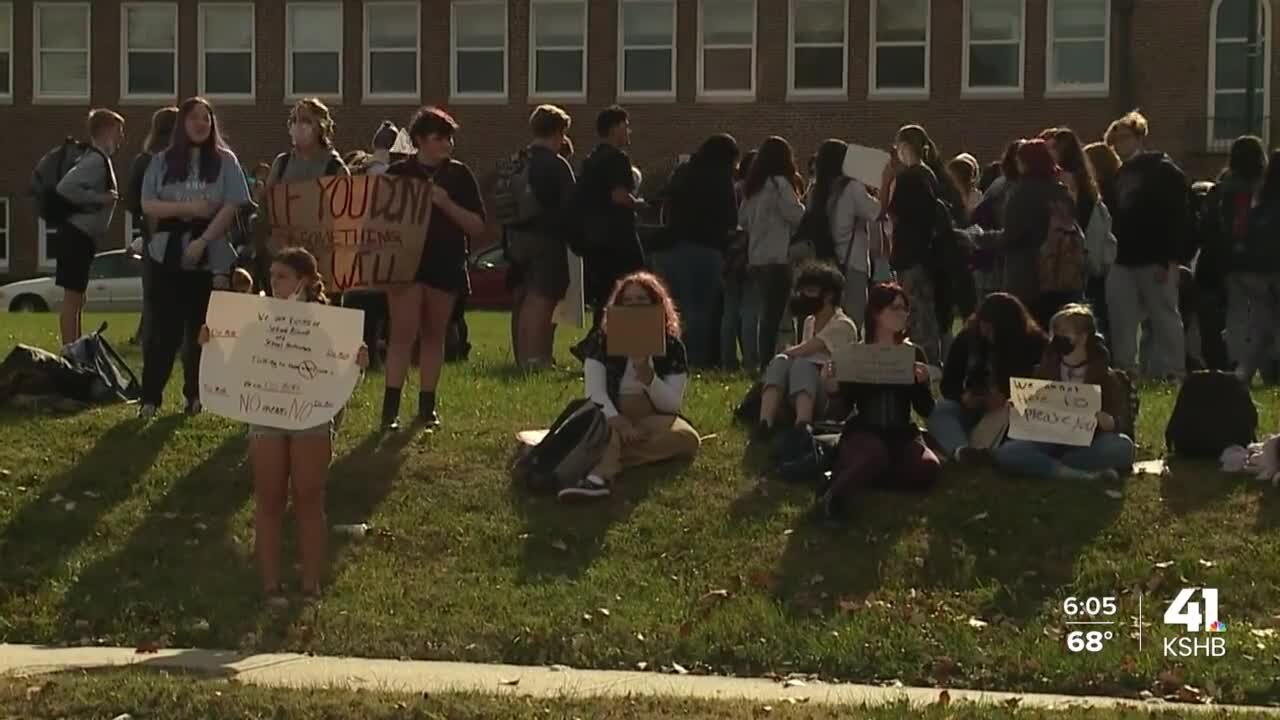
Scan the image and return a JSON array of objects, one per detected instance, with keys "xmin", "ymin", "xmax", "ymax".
[
  {"xmin": 1256, "ymin": 480, "xmax": 1280, "ymax": 530},
  {"xmin": 0, "ymin": 416, "xmax": 181, "ymax": 608},
  {"xmin": 325, "ymin": 430, "xmax": 413, "ymax": 528},
  {"xmin": 1158, "ymin": 458, "xmax": 1242, "ymax": 516}
]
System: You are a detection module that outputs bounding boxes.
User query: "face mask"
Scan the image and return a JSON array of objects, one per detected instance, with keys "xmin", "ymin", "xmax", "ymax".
[
  {"xmin": 1051, "ymin": 335, "xmax": 1076, "ymax": 356},
  {"xmin": 789, "ymin": 295, "xmax": 823, "ymax": 319}
]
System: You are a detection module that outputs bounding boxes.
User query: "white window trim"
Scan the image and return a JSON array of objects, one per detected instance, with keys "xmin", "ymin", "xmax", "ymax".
[
  {"xmin": 787, "ymin": 0, "xmax": 848, "ymax": 99},
  {"xmin": 1207, "ymin": 0, "xmax": 1272, "ymax": 150},
  {"xmin": 198, "ymin": 2, "xmax": 256, "ymax": 102},
  {"xmin": 125, "ymin": 211, "xmax": 143, "ymax": 248},
  {"xmin": 961, "ymin": 0, "xmax": 1026, "ymax": 97},
  {"xmin": 0, "ymin": 197, "xmax": 9, "ymax": 271},
  {"xmin": 120, "ymin": 3, "xmax": 179, "ymax": 103},
  {"xmin": 697, "ymin": 0, "xmax": 757, "ymax": 101},
  {"xmin": 37, "ymin": 218, "xmax": 55, "ymax": 271},
  {"xmin": 0, "ymin": 3, "xmax": 13, "ymax": 104},
  {"xmin": 868, "ymin": 0, "xmax": 930, "ymax": 99},
  {"xmin": 33, "ymin": 2, "xmax": 91, "ymax": 104},
  {"xmin": 616, "ymin": 0, "xmax": 677, "ymax": 101},
  {"xmin": 1045, "ymin": 0, "xmax": 1110, "ymax": 97},
  {"xmin": 285, "ymin": 2, "xmax": 344, "ymax": 102},
  {"xmin": 363, "ymin": 1, "xmax": 421, "ymax": 102},
  {"xmin": 450, "ymin": 0, "xmax": 508, "ymax": 103},
  {"xmin": 528, "ymin": 0, "xmax": 588, "ymax": 103}
]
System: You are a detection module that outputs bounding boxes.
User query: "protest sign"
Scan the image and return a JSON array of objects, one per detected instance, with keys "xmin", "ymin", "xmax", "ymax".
[
  {"xmin": 833, "ymin": 343, "xmax": 917, "ymax": 384},
  {"xmin": 199, "ymin": 291, "xmax": 365, "ymax": 430},
  {"xmin": 554, "ymin": 248, "xmax": 586, "ymax": 328},
  {"xmin": 605, "ymin": 304, "xmax": 667, "ymax": 357},
  {"xmin": 842, "ymin": 144, "xmax": 891, "ymax": 188},
  {"xmin": 268, "ymin": 174, "xmax": 431, "ymax": 292},
  {"xmin": 1007, "ymin": 377, "xmax": 1101, "ymax": 447}
]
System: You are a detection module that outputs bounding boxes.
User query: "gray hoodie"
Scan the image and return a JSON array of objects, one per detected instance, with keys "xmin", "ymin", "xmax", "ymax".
[
  {"xmin": 738, "ymin": 176, "xmax": 805, "ymax": 266},
  {"xmin": 55, "ymin": 147, "xmax": 117, "ymax": 243}
]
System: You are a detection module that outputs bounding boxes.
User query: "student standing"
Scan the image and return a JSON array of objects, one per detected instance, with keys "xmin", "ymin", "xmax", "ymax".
[
  {"xmin": 1224, "ymin": 145, "xmax": 1280, "ymax": 384},
  {"xmin": 721, "ymin": 151, "xmax": 756, "ymax": 371},
  {"xmin": 266, "ymin": 99, "xmax": 349, "ymax": 186},
  {"xmin": 125, "ymin": 106, "xmax": 178, "ymax": 347},
  {"xmin": 887, "ymin": 126, "xmax": 943, "ymax": 365},
  {"xmin": 816, "ymin": 140, "xmax": 881, "ymax": 321}
]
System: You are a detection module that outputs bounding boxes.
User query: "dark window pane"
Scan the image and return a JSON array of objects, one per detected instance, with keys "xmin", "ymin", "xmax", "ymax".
[
  {"xmin": 128, "ymin": 51, "xmax": 174, "ymax": 95},
  {"xmin": 623, "ymin": 48, "xmax": 672, "ymax": 92},
  {"xmin": 205, "ymin": 51, "xmax": 252, "ymax": 94},
  {"xmin": 702, "ymin": 47, "xmax": 752, "ymax": 91},
  {"xmin": 0, "ymin": 233, "xmax": 7, "ymax": 260},
  {"xmin": 292, "ymin": 51, "xmax": 339, "ymax": 94},
  {"xmin": 875, "ymin": 45, "xmax": 925, "ymax": 89},
  {"xmin": 968, "ymin": 44, "xmax": 1019, "ymax": 87},
  {"xmin": 1215, "ymin": 43, "xmax": 1264, "ymax": 91},
  {"xmin": 1052, "ymin": 41, "xmax": 1105, "ymax": 86},
  {"xmin": 1216, "ymin": 0, "xmax": 1254, "ymax": 38},
  {"xmin": 793, "ymin": 46, "xmax": 843, "ymax": 90},
  {"xmin": 369, "ymin": 51, "xmax": 416, "ymax": 94},
  {"xmin": 456, "ymin": 50, "xmax": 504, "ymax": 94},
  {"xmin": 0, "ymin": 53, "xmax": 9, "ymax": 94},
  {"xmin": 1213, "ymin": 92, "xmax": 1266, "ymax": 139},
  {"xmin": 534, "ymin": 50, "xmax": 583, "ymax": 94}
]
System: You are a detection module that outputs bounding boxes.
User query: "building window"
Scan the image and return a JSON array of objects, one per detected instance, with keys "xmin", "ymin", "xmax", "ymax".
[
  {"xmin": 963, "ymin": 0, "xmax": 1024, "ymax": 93},
  {"xmin": 451, "ymin": 0, "xmax": 506, "ymax": 99},
  {"xmin": 789, "ymin": 0, "xmax": 847, "ymax": 95},
  {"xmin": 529, "ymin": 0, "xmax": 587, "ymax": 99},
  {"xmin": 34, "ymin": 3, "xmax": 91, "ymax": 101},
  {"xmin": 1210, "ymin": 0, "xmax": 1270, "ymax": 146},
  {"xmin": 287, "ymin": 3, "xmax": 342, "ymax": 98},
  {"xmin": 199, "ymin": 3, "xmax": 255, "ymax": 99},
  {"xmin": 0, "ymin": 3, "xmax": 12, "ymax": 99},
  {"xmin": 125, "ymin": 211, "xmax": 144, "ymax": 251},
  {"xmin": 0, "ymin": 197, "xmax": 8, "ymax": 271},
  {"xmin": 618, "ymin": 0, "xmax": 676, "ymax": 98},
  {"xmin": 870, "ymin": 0, "xmax": 928, "ymax": 95},
  {"xmin": 122, "ymin": 3, "xmax": 177, "ymax": 100},
  {"xmin": 699, "ymin": 0, "xmax": 756, "ymax": 97},
  {"xmin": 1047, "ymin": 0, "xmax": 1108, "ymax": 94},
  {"xmin": 37, "ymin": 219, "xmax": 56, "ymax": 270},
  {"xmin": 364, "ymin": 1, "xmax": 419, "ymax": 99}
]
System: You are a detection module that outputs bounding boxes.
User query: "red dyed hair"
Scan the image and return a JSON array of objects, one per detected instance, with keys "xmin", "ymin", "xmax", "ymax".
[
  {"xmin": 1016, "ymin": 138, "xmax": 1060, "ymax": 180},
  {"xmin": 864, "ymin": 281, "xmax": 910, "ymax": 343},
  {"xmin": 603, "ymin": 271, "xmax": 683, "ymax": 338}
]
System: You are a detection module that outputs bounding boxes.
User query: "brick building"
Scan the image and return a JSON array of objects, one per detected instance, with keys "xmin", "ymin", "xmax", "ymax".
[{"xmin": 0, "ymin": 0, "xmax": 1272, "ymax": 280}]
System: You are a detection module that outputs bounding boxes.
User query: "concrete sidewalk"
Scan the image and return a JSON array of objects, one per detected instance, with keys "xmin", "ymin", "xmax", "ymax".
[{"xmin": 1, "ymin": 644, "xmax": 1276, "ymax": 715}]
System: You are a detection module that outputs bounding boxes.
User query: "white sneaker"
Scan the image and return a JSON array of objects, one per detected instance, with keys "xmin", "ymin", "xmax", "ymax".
[{"xmin": 557, "ymin": 476, "xmax": 611, "ymax": 502}]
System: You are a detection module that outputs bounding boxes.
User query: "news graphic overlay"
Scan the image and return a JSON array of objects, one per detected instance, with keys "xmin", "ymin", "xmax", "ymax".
[
  {"xmin": 1061, "ymin": 596, "xmax": 1121, "ymax": 654},
  {"xmin": 1162, "ymin": 588, "xmax": 1226, "ymax": 658}
]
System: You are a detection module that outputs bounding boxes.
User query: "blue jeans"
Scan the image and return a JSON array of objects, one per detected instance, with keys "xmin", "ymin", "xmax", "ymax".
[
  {"xmin": 721, "ymin": 271, "xmax": 746, "ymax": 371},
  {"xmin": 655, "ymin": 244, "xmax": 724, "ymax": 368},
  {"xmin": 993, "ymin": 433, "xmax": 1135, "ymax": 480},
  {"xmin": 926, "ymin": 398, "xmax": 981, "ymax": 459}
]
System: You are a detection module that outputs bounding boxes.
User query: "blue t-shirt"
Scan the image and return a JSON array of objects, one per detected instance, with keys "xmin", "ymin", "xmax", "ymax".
[{"xmin": 141, "ymin": 147, "xmax": 251, "ymax": 274}]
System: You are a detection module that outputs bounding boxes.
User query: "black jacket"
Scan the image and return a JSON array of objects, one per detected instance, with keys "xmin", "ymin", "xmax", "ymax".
[
  {"xmin": 1113, "ymin": 151, "xmax": 1191, "ymax": 267},
  {"xmin": 939, "ymin": 327, "xmax": 1047, "ymax": 401},
  {"xmin": 664, "ymin": 161, "xmax": 737, "ymax": 252},
  {"xmin": 888, "ymin": 164, "xmax": 939, "ymax": 271}
]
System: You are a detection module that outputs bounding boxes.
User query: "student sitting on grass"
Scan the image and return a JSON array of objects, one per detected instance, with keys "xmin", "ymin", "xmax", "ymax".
[
  {"xmin": 818, "ymin": 283, "xmax": 938, "ymax": 523},
  {"xmin": 992, "ymin": 304, "xmax": 1135, "ymax": 482},
  {"xmin": 199, "ymin": 248, "xmax": 368, "ymax": 606},
  {"xmin": 754, "ymin": 261, "xmax": 859, "ymax": 442},
  {"xmin": 560, "ymin": 272, "xmax": 701, "ymax": 502},
  {"xmin": 928, "ymin": 292, "xmax": 1047, "ymax": 464}
]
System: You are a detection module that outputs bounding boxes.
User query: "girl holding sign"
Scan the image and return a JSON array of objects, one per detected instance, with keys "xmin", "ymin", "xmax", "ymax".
[
  {"xmin": 991, "ymin": 304, "xmax": 1135, "ymax": 481},
  {"xmin": 199, "ymin": 248, "xmax": 368, "ymax": 606}
]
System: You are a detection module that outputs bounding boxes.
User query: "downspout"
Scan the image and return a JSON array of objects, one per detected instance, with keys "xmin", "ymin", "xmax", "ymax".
[{"xmin": 1113, "ymin": 0, "xmax": 1137, "ymax": 115}]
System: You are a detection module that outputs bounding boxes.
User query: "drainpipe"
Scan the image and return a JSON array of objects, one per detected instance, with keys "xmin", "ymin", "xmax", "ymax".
[{"xmin": 1113, "ymin": 0, "xmax": 1137, "ymax": 115}]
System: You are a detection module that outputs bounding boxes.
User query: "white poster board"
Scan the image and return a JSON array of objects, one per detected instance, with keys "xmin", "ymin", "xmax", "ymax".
[
  {"xmin": 832, "ymin": 343, "xmax": 916, "ymax": 384},
  {"xmin": 1007, "ymin": 377, "xmax": 1102, "ymax": 447},
  {"xmin": 842, "ymin": 144, "xmax": 891, "ymax": 188},
  {"xmin": 199, "ymin": 291, "xmax": 365, "ymax": 430},
  {"xmin": 554, "ymin": 248, "xmax": 586, "ymax": 328}
]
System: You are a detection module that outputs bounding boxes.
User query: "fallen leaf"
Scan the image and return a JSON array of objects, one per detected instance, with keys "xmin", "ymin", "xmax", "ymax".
[
  {"xmin": 498, "ymin": 678, "xmax": 520, "ymax": 687},
  {"xmin": 1157, "ymin": 667, "xmax": 1187, "ymax": 690},
  {"xmin": 1104, "ymin": 489, "xmax": 1124, "ymax": 499},
  {"xmin": 782, "ymin": 528, "xmax": 794, "ymax": 536},
  {"xmin": 548, "ymin": 664, "xmax": 570, "ymax": 672},
  {"xmin": 781, "ymin": 697, "xmax": 811, "ymax": 705},
  {"xmin": 699, "ymin": 589, "xmax": 732, "ymax": 604},
  {"xmin": 517, "ymin": 533, "xmax": 530, "ymax": 540},
  {"xmin": 1153, "ymin": 561, "xmax": 1175, "ymax": 569},
  {"xmin": 194, "ymin": 522, "xmax": 208, "ymax": 532},
  {"xmin": 808, "ymin": 574, "xmax": 825, "ymax": 586},
  {"xmin": 63, "ymin": 501, "xmax": 77, "ymax": 511},
  {"xmin": 550, "ymin": 539, "xmax": 568, "ymax": 552},
  {"xmin": 967, "ymin": 617, "xmax": 989, "ymax": 630},
  {"xmin": 191, "ymin": 619, "xmax": 210, "ymax": 633},
  {"xmin": 1003, "ymin": 697, "xmax": 1023, "ymax": 708},
  {"xmin": 931, "ymin": 656, "xmax": 957, "ymax": 679},
  {"xmin": 1251, "ymin": 628, "xmax": 1276, "ymax": 639},
  {"xmin": 161, "ymin": 512, "xmax": 179, "ymax": 520},
  {"xmin": 967, "ymin": 511, "xmax": 990, "ymax": 523},
  {"xmin": 671, "ymin": 662, "xmax": 689, "ymax": 675},
  {"xmin": 635, "ymin": 632, "xmax": 646, "ymax": 642},
  {"xmin": 761, "ymin": 705, "xmax": 773, "ymax": 713},
  {"xmin": 1197, "ymin": 559, "xmax": 1217, "ymax": 568},
  {"xmin": 782, "ymin": 678, "xmax": 806, "ymax": 688},
  {"xmin": 936, "ymin": 690, "xmax": 951, "ymax": 706},
  {"xmin": 597, "ymin": 608, "xmax": 611, "ymax": 617},
  {"xmin": 582, "ymin": 613, "xmax": 593, "ymax": 622},
  {"xmin": 135, "ymin": 640, "xmax": 162, "ymax": 654},
  {"xmin": 111, "ymin": 715, "xmax": 133, "ymax": 720},
  {"xmin": 82, "ymin": 490, "xmax": 98, "ymax": 499},
  {"xmin": 1172, "ymin": 684, "xmax": 1208, "ymax": 704},
  {"xmin": 636, "ymin": 661, "xmax": 648, "ymax": 671},
  {"xmin": 837, "ymin": 598, "xmax": 861, "ymax": 615}
]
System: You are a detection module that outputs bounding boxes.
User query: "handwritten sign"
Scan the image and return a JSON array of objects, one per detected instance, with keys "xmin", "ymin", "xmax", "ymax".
[
  {"xmin": 268, "ymin": 174, "xmax": 432, "ymax": 292},
  {"xmin": 832, "ymin": 343, "xmax": 916, "ymax": 384},
  {"xmin": 606, "ymin": 304, "xmax": 666, "ymax": 357},
  {"xmin": 842, "ymin": 144, "xmax": 891, "ymax": 188},
  {"xmin": 199, "ymin": 291, "xmax": 365, "ymax": 430},
  {"xmin": 1007, "ymin": 377, "xmax": 1101, "ymax": 447}
]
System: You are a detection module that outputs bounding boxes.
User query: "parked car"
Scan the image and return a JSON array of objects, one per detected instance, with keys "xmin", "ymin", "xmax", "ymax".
[
  {"xmin": 0, "ymin": 250, "xmax": 144, "ymax": 313},
  {"xmin": 468, "ymin": 243, "xmax": 513, "ymax": 309}
]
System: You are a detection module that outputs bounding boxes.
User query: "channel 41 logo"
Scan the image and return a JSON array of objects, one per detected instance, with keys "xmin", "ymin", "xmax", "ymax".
[{"xmin": 1163, "ymin": 588, "xmax": 1226, "ymax": 658}]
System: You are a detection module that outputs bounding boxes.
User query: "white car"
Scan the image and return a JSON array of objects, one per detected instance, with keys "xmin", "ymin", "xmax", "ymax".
[{"xmin": 0, "ymin": 249, "xmax": 144, "ymax": 313}]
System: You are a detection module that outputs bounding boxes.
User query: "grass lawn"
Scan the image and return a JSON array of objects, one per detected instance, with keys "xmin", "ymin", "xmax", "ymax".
[{"xmin": 0, "ymin": 311, "xmax": 1278, "ymax": 706}]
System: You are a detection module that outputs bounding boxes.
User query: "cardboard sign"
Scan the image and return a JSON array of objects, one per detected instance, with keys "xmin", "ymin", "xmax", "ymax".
[
  {"xmin": 842, "ymin": 144, "xmax": 891, "ymax": 188},
  {"xmin": 553, "ymin": 248, "xmax": 586, "ymax": 328},
  {"xmin": 199, "ymin": 291, "xmax": 365, "ymax": 430},
  {"xmin": 832, "ymin": 343, "xmax": 917, "ymax": 384},
  {"xmin": 1007, "ymin": 377, "xmax": 1102, "ymax": 447},
  {"xmin": 605, "ymin": 304, "xmax": 666, "ymax": 357},
  {"xmin": 268, "ymin": 174, "xmax": 432, "ymax": 292}
]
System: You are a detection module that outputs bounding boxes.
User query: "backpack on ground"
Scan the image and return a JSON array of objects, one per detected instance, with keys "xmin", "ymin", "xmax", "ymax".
[
  {"xmin": 772, "ymin": 425, "xmax": 835, "ymax": 485},
  {"xmin": 31, "ymin": 138, "xmax": 111, "ymax": 226},
  {"xmin": 61, "ymin": 322, "xmax": 141, "ymax": 402},
  {"xmin": 493, "ymin": 148, "xmax": 540, "ymax": 228},
  {"xmin": 0, "ymin": 344, "xmax": 98, "ymax": 405},
  {"xmin": 1038, "ymin": 199, "xmax": 1088, "ymax": 294},
  {"xmin": 1165, "ymin": 370, "xmax": 1257, "ymax": 458},
  {"xmin": 1109, "ymin": 368, "xmax": 1139, "ymax": 439},
  {"xmin": 512, "ymin": 399, "xmax": 612, "ymax": 494}
]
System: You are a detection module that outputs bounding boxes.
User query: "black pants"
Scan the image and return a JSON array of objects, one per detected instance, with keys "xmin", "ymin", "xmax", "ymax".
[{"xmin": 141, "ymin": 262, "xmax": 213, "ymax": 406}]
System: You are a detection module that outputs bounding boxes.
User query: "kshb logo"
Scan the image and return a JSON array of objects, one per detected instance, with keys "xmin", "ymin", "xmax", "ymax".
[{"xmin": 1163, "ymin": 588, "xmax": 1226, "ymax": 658}]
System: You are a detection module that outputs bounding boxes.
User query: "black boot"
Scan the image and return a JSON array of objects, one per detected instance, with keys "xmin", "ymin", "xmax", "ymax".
[
  {"xmin": 381, "ymin": 387, "xmax": 402, "ymax": 431},
  {"xmin": 418, "ymin": 391, "xmax": 440, "ymax": 429}
]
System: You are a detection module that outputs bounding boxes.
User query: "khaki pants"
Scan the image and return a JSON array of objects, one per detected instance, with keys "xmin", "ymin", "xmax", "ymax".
[{"xmin": 591, "ymin": 394, "xmax": 700, "ymax": 480}]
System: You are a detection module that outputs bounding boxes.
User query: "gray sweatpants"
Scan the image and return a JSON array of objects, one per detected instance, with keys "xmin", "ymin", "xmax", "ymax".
[
  {"xmin": 1226, "ymin": 272, "xmax": 1280, "ymax": 382},
  {"xmin": 763, "ymin": 354, "xmax": 829, "ymax": 412},
  {"xmin": 1106, "ymin": 263, "xmax": 1185, "ymax": 379}
]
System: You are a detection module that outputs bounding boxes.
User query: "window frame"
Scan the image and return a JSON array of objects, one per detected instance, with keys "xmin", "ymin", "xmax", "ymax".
[
  {"xmin": 120, "ymin": 2, "xmax": 179, "ymax": 103},
  {"xmin": 450, "ymin": 0, "xmax": 508, "ymax": 102},
  {"xmin": 528, "ymin": 0, "xmax": 588, "ymax": 103},
  {"xmin": 787, "ymin": 0, "xmax": 848, "ymax": 99},
  {"xmin": 33, "ymin": 2, "xmax": 91, "ymax": 104},
  {"xmin": 197, "ymin": 2, "xmax": 256, "ymax": 102},
  {"xmin": 961, "ymin": 0, "xmax": 1026, "ymax": 97},
  {"xmin": 697, "ymin": 0, "xmax": 758, "ymax": 101},
  {"xmin": 0, "ymin": 3, "xmax": 13, "ymax": 103},
  {"xmin": 285, "ymin": 2, "xmax": 343, "ymax": 101},
  {"xmin": 37, "ymin": 218, "xmax": 56, "ymax": 271},
  {"xmin": 1207, "ymin": 0, "xmax": 1272, "ymax": 150},
  {"xmin": 363, "ymin": 0, "xmax": 421, "ymax": 102},
  {"xmin": 868, "ymin": 0, "xmax": 931, "ymax": 99},
  {"xmin": 616, "ymin": 0, "xmax": 678, "ymax": 101},
  {"xmin": 1045, "ymin": 0, "xmax": 1110, "ymax": 97},
  {"xmin": 0, "ymin": 196, "xmax": 8, "ymax": 271}
]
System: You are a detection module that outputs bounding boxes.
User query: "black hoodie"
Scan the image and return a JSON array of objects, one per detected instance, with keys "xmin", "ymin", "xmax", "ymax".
[{"xmin": 1112, "ymin": 151, "xmax": 1191, "ymax": 267}]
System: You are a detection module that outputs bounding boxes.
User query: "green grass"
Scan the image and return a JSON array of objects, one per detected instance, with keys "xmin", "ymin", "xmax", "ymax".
[
  {"xmin": 1, "ymin": 312, "xmax": 1279, "ymax": 706},
  {"xmin": 4, "ymin": 671, "xmax": 1278, "ymax": 719}
]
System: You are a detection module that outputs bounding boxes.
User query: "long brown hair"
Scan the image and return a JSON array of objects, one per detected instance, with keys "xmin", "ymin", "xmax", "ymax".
[
  {"xmin": 273, "ymin": 247, "xmax": 328, "ymax": 304},
  {"xmin": 1083, "ymin": 142, "xmax": 1122, "ymax": 194},
  {"xmin": 743, "ymin": 136, "xmax": 802, "ymax": 199},
  {"xmin": 1049, "ymin": 128, "xmax": 1099, "ymax": 206},
  {"xmin": 144, "ymin": 106, "xmax": 178, "ymax": 154},
  {"xmin": 864, "ymin": 282, "xmax": 909, "ymax": 344},
  {"xmin": 162, "ymin": 97, "xmax": 228, "ymax": 185},
  {"xmin": 603, "ymin": 271, "xmax": 682, "ymax": 338}
]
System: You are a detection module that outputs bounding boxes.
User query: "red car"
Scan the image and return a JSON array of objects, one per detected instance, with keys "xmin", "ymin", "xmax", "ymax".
[{"xmin": 468, "ymin": 243, "xmax": 514, "ymax": 309}]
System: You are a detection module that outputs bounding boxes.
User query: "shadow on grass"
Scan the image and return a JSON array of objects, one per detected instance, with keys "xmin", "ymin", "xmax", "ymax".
[
  {"xmin": 0, "ymin": 416, "xmax": 180, "ymax": 604},
  {"xmin": 1158, "ymin": 458, "xmax": 1242, "ymax": 516}
]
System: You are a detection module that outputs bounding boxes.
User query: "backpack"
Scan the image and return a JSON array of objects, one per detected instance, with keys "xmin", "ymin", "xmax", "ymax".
[
  {"xmin": 1038, "ymin": 200, "xmax": 1088, "ymax": 294},
  {"xmin": 512, "ymin": 399, "xmax": 612, "ymax": 494},
  {"xmin": 61, "ymin": 322, "xmax": 141, "ymax": 402},
  {"xmin": 1165, "ymin": 370, "xmax": 1257, "ymax": 458},
  {"xmin": 1109, "ymin": 368, "xmax": 1139, "ymax": 439},
  {"xmin": 1083, "ymin": 201, "xmax": 1117, "ymax": 279},
  {"xmin": 31, "ymin": 138, "xmax": 113, "ymax": 226},
  {"xmin": 0, "ymin": 344, "xmax": 98, "ymax": 404},
  {"xmin": 274, "ymin": 151, "xmax": 343, "ymax": 180},
  {"xmin": 493, "ymin": 148, "xmax": 540, "ymax": 228},
  {"xmin": 792, "ymin": 177, "xmax": 850, "ymax": 264},
  {"xmin": 772, "ymin": 425, "xmax": 834, "ymax": 485}
]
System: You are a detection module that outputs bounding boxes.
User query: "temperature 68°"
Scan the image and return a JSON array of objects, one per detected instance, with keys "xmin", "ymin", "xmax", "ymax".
[{"xmin": 1067, "ymin": 630, "xmax": 1114, "ymax": 652}]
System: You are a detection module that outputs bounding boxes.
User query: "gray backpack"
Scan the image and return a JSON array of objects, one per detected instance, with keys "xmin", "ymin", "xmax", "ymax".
[
  {"xmin": 512, "ymin": 399, "xmax": 612, "ymax": 494},
  {"xmin": 493, "ymin": 148, "xmax": 541, "ymax": 228}
]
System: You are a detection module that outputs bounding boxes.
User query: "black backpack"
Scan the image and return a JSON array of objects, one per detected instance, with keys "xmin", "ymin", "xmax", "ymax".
[
  {"xmin": 274, "ymin": 151, "xmax": 344, "ymax": 180},
  {"xmin": 31, "ymin": 138, "xmax": 113, "ymax": 226},
  {"xmin": 512, "ymin": 399, "xmax": 612, "ymax": 494},
  {"xmin": 1165, "ymin": 370, "xmax": 1257, "ymax": 458},
  {"xmin": 61, "ymin": 322, "xmax": 141, "ymax": 402}
]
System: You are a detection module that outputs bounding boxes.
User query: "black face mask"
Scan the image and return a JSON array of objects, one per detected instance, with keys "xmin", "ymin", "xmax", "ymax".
[
  {"xmin": 789, "ymin": 295, "xmax": 823, "ymax": 319},
  {"xmin": 1050, "ymin": 336, "xmax": 1076, "ymax": 356}
]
